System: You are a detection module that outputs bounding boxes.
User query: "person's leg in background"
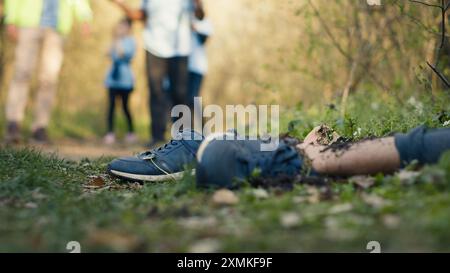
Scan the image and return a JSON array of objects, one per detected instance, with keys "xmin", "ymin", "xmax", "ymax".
[
  {"xmin": 119, "ymin": 90, "xmax": 137, "ymax": 144},
  {"xmin": 120, "ymin": 91, "xmax": 134, "ymax": 133},
  {"xmin": 188, "ymin": 71, "xmax": 203, "ymax": 108},
  {"xmin": 146, "ymin": 52, "xmax": 169, "ymax": 145},
  {"xmin": 4, "ymin": 27, "xmax": 42, "ymax": 143},
  {"xmin": 104, "ymin": 88, "xmax": 117, "ymax": 145},
  {"xmin": 168, "ymin": 56, "xmax": 189, "ymax": 106},
  {"xmin": 31, "ymin": 28, "xmax": 64, "ymax": 143},
  {"xmin": 162, "ymin": 77, "xmax": 174, "ymax": 123},
  {"xmin": 168, "ymin": 56, "xmax": 189, "ymax": 133},
  {"xmin": 188, "ymin": 71, "xmax": 204, "ymax": 128}
]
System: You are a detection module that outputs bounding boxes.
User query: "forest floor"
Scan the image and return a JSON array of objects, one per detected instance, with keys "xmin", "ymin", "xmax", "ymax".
[{"xmin": 0, "ymin": 92, "xmax": 450, "ymax": 252}]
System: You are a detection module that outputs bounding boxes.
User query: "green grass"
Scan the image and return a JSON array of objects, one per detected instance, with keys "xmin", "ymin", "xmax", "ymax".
[{"xmin": 0, "ymin": 92, "xmax": 450, "ymax": 252}]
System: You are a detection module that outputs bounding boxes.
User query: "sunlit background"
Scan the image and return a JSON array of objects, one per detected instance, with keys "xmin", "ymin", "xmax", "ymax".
[{"xmin": 0, "ymin": 0, "xmax": 448, "ymax": 140}]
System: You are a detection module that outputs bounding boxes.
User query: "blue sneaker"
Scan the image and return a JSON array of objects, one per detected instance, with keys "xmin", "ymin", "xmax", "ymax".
[
  {"xmin": 108, "ymin": 130, "xmax": 203, "ymax": 182},
  {"xmin": 196, "ymin": 134, "xmax": 303, "ymax": 188}
]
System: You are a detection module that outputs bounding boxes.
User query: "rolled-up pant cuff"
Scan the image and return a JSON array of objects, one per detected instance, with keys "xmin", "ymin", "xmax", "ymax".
[{"xmin": 394, "ymin": 125, "xmax": 450, "ymax": 167}]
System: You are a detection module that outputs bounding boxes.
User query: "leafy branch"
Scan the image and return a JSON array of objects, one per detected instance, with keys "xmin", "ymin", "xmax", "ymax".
[{"xmin": 409, "ymin": 0, "xmax": 450, "ymax": 88}]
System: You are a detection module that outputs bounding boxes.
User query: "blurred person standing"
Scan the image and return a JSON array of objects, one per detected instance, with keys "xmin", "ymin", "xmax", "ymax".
[
  {"xmin": 103, "ymin": 17, "xmax": 137, "ymax": 146},
  {"xmin": 188, "ymin": 17, "xmax": 212, "ymax": 107},
  {"xmin": 109, "ymin": 0, "xmax": 205, "ymax": 147},
  {"xmin": 3, "ymin": 0, "xmax": 92, "ymax": 144},
  {"xmin": 0, "ymin": 1, "xmax": 4, "ymax": 20},
  {"xmin": 0, "ymin": 0, "xmax": 5, "ymax": 87},
  {"xmin": 0, "ymin": 0, "xmax": 4, "ymax": 20}
]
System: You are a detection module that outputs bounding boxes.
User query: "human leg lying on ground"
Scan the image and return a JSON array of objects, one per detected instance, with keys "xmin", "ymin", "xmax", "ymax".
[
  {"xmin": 196, "ymin": 133, "xmax": 303, "ymax": 188},
  {"xmin": 297, "ymin": 126, "xmax": 450, "ymax": 176},
  {"xmin": 107, "ymin": 126, "xmax": 450, "ymax": 186},
  {"xmin": 196, "ymin": 125, "xmax": 450, "ymax": 187}
]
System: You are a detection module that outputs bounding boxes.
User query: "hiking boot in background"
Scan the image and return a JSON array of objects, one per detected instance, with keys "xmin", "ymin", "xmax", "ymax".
[
  {"xmin": 31, "ymin": 127, "xmax": 51, "ymax": 145},
  {"xmin": 4, "ymin": 122, "xmax": 21, "ymax": 145}
]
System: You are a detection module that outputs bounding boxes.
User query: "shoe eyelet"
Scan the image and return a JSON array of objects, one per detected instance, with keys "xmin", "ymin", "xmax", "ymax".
[{"xmin": 141, "ymin": 153, "xmax": 156, "ymax": 160}]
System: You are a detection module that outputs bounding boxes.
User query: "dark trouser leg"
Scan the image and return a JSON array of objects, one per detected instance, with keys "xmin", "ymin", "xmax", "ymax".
[
  {"xmin": 395, "ymin": 126, "xmax": 450, "ymax": 167},
  {"xmin": 120, "ymin": 92, "xmax": 134, "ymax": 133},
  {"xmin": 168, "ymin": 56, "xmax": 189, "ymax": 122},
  {"xmin": 188, "ymin": 71, "xmax": 204, "ymax": 109},
  {"xmin": 146, "ymin": 52, "xmax": 169, "ymax": 141},
  {"xmin": 107, "ymin": 89, "xmax": 117, "ymax": 133}
]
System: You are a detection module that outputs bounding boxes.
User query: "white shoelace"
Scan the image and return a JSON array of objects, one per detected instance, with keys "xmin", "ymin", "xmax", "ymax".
[{"xmin": 149, "ymin": 157, "xmax": 178, "ymax": 181}]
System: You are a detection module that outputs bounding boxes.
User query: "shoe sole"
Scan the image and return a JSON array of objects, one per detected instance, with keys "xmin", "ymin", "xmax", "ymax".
[{"xmin": 108, "ymin": 169, "xmax": 194, "ymax": 182}]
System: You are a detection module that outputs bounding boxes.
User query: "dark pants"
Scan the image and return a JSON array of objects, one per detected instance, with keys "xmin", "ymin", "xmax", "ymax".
[
  {"xmin": 146, "ymin": 52, "xmax": 189, "ymax": 141},
  {"xmin": 107, "ymin": 88, "xmax": 134, "ymax": 133},
  {"xmin": 395, "ymin": 126, "xmax": 450, "ymax": 167},
  {"xmin": 188, "ymin": 71, "xmax": 204, "ymax": 108}
]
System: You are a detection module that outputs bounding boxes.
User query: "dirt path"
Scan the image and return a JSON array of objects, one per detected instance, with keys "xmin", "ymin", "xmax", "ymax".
[{"xmin": 22, "ymin": 139, "xmax": 145, "ymax": 161}]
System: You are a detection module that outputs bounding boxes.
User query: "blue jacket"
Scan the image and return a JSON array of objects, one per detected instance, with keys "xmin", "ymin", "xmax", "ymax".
[{"xmin": 105, "ymin": 36, "xmax": 136, "ymax": 90}]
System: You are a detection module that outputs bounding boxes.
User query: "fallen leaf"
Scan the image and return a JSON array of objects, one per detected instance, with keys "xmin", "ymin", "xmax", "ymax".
[
  {"xmin": 361, "ymin": 193, "xmax": 390, "ymax": 209},
  {"xmin": 367, "ymin": 0, "xmax": 381, "ymax": 6},
  {"xmin": 280, "ymin": 212, "xmax": 301, "ymax": 228},
  {"xmin": 349, "ymin": 175, "xmax": 375, "ymax": 189},
  {"xmin": 382, "ymin": 214, "xmax": 400, "ymax": 229},
  {"xmin": 87, "ymin": 230, "xmax": 140, "ymax": 252},
  {"xmin": 82, "ymin": 162, "xmax": 91, "ymax": 167},
  {"xmin": 24, "ymin": 202, "xmax": 38, "ymax": 209},
  {"xmin": 179, "ymin": 216, "xmax": 217, "ymax": 230},
  {"xmin": 306, "ymin": 186, "xmax": 320, "ymax": 203},
  {"xmin": 397, "ymin": 170, "xmax": 420, "ymax": 184},
  {"xmin": 292, "ymin": 196, "xmax": 308, "ymax": 204},
  {"xmin": 121, "ymin": 192, "xmax": 135, "ymax": 199},
  {"xmin": 253, "ymin": 188, "xmax": 269, "ymax": 199},
  {"xmin": 325, "ymin": 217, "xmax": 357, "ymax": 240},
  {"xmin": 212, "ymin": 189, "xmax": 239, "ymax": 206},
  {"xmin": 84, "ymin": 176, "xmax": 106, "ymax": 189},
  {"xmin": 295, "ymin": 186, "xmax": 331, "ymax": 204},
  {"xmin": 0, "ymin": 198, "xmax": 13, "ymax": 207},
  {"xmin": 329, "ymin": 203, "xmax": 353, "ymax": 214},
  {"xmin": 189, "ymin": 239, "xmax": 220, "ymax": 253},
  {"xmin": 31, "ymin": 188, "xmax": 47, "ymax": 200}
]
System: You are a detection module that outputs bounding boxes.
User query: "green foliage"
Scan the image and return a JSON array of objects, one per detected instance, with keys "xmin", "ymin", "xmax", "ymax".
[
  {"xmin": 0, "ymin": 0, "xmax": 449, "ymax": 252},
  {"xmin": 438, "ymin": 151, "xmax": 450, "ymax": 178},
  {"xmin": 1, "ymin": 93, "xmax": 450, "ymax": 252}
]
